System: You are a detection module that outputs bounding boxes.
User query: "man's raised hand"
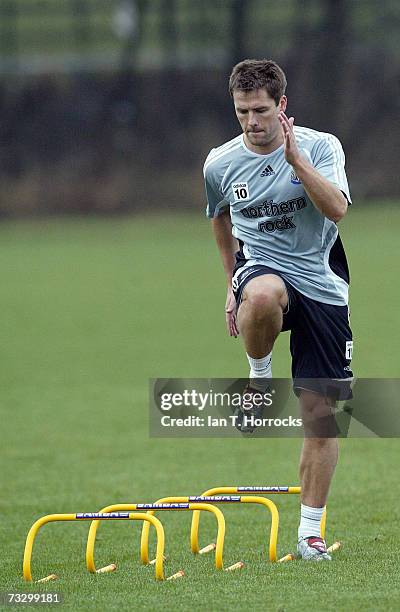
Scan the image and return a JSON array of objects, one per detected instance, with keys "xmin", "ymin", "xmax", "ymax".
[{"xmin": 279, "ymin": 111, "xmax": 301, "ymax": 166}]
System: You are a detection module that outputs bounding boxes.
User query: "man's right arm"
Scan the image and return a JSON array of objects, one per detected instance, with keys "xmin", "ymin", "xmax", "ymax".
[{"xmin": 211, "ymin": 210, "xmax": 240, "ymax": 337}]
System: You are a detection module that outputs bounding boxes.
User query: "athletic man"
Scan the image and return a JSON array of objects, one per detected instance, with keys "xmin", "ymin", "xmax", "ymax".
[{"xmin": 203, "ymin": 59, "xmax": 353, "ymax": 561}]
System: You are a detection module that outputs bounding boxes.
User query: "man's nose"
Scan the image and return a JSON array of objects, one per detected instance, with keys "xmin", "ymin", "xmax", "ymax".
[{"xmin": 248, "ymin": 111, "xmax": 259, "ymax": 127}]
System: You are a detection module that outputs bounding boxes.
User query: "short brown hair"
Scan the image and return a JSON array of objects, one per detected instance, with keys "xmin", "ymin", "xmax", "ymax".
[{"xmin": 229, "ymin": 59, "xmax": 287, "ymax": 105}]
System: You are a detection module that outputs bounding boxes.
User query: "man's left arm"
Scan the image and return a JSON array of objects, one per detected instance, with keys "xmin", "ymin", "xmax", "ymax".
[{"xmin": 279, "ymin": 112, "xmax": 348, "ymax": 223}]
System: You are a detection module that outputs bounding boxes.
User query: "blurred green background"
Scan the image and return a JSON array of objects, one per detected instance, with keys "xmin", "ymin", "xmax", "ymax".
[{"xmin": 0, "ymin": 207, "xmax": 399, "ymax": 610}]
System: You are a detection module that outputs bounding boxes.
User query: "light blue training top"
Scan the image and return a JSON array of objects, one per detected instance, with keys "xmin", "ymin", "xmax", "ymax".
[{"xmin": 204, "ymin": 126, "xmax": 352, "ymax": 306}]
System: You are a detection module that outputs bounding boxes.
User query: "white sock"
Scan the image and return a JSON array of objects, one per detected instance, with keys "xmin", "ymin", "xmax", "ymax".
[
  {"xmin": 298, "ymin": 503, "xmax": 325, "ymax": 540},
  {"xmin": 247, "ymin": 352, "xmax": 272, "ymax": 391}
]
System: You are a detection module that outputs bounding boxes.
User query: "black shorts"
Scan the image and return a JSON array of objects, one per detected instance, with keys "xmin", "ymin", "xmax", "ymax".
[{"xmin": 232, "ymin": 263, "xmax": 353, "ymax": 400}]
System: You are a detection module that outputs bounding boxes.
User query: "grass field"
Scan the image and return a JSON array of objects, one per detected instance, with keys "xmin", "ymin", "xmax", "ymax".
[{"xmin": 0, "ymin": 203, "xmax": 399, "ymax": 611}]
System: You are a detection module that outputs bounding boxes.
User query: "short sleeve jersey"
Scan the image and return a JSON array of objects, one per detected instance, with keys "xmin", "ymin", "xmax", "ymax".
[{"xmin": 204, "ymin": 126, "xmax": 352, "ymax": 306}]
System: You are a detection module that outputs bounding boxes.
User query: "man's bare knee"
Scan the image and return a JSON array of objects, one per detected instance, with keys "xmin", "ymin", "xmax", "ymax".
[
  {"xmin": 242, "ymin": 275, "xmax": 288, "ymax": 314},
  {"xmin": 300, "ymin": 391, "xmax": 337, "ymax": 438},
  {"xmin": 243, "ymin": 292, "xmax": 280, "ymax": 322}
]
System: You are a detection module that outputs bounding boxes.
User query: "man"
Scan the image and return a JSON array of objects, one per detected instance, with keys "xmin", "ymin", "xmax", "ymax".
[{"xmin": 203, "ymin": 59, "xmax": 353, "ymax": 561}]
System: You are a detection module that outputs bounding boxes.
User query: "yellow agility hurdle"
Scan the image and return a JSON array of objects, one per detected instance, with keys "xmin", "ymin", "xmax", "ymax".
[
  {"xmin": 140, "ymin": 495, "xmax": 279, "ymax": 563},
  {"xmin": 86, "ymin": 502, "xmax": 226, "ymax": 571},
  {"xmin": 190, "ymin": 486, "xmax": 327, "ymax": 561},
  {"xmin": 23, "ymin": 512, "xmax": 167, "ymax": 582}
]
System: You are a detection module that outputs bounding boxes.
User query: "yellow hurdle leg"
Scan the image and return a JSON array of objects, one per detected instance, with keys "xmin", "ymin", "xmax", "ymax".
[
  {"xmin": 86, "ymin": 512, "xmax": 166, "ymax": 580},
  {"xmin": 140, "ymin": 502, "xmax": 225, "ymax": 570},
  {"xmin": 240, "ymin": 497, "xmax": 279, "ymax": 562},
  {"xmin": 23, "ymin": 514, "xmax": 75, "ymax": 582},
  {"xmin": 190, "ymin": 487, "xmax": 238, "ymax": 553},
  {"xmin": 321, "ymin": 507, "xmax": 327, "ymax": 540},
  {"xmin": 192, "ymin": 496, "xmax": 280, "ymax": 562},
  {"xmin": 86, "ymin": 504, "xmax": 139, "ymax": 571},
  {"xmin": 140, "ymin": 497, "xmax": 192, "ymax": 565}
]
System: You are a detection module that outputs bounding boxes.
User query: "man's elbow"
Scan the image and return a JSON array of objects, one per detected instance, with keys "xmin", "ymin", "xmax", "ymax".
[{"xmin": 327, "ymin": 196, "xmax": 348, "ymax": 223}]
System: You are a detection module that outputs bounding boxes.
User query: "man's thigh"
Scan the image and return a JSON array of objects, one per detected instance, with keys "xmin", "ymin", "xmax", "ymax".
[{"xmin": 291, "ymin": 293, "xmax": 353, "ymax": 400}]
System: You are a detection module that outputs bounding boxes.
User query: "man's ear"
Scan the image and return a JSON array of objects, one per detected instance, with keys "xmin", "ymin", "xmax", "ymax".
[{"xmin": 279, "ymin": 96, "xmax": 288, "ymax": 112}]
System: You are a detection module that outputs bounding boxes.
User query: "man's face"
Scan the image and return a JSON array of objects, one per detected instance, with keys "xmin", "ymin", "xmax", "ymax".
[{"xmin": 233, "ymin": 88, "xmax": 287, "ymax": 153}]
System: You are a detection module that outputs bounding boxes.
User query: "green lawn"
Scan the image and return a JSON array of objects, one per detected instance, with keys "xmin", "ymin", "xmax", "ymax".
[{"xmin": 0, "ymin": 204, "xmax": 399, "ymax": 610}]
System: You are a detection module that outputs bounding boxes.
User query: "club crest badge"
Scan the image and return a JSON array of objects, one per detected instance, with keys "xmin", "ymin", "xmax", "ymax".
[{"xmin": 290, "ymin": 170, "xmax": 301, "ymax": 185}]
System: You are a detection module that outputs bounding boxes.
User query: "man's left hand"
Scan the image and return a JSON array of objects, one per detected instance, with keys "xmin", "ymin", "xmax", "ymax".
[{"xmin": 279, "ymin": 111, "xmax": 301, "ymax": 167}]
